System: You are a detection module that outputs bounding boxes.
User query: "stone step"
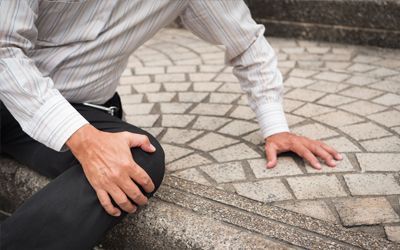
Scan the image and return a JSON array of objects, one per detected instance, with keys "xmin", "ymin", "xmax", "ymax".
[
  {"xmin": 243, "ymin": 0, "xmax": 400, "ymax": 48},
  {"xmin": 1, "ymin": 157, "xmax": 399, "ymax": 249}
]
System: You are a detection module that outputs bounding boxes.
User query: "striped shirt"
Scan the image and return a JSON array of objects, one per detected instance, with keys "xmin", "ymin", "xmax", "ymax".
[{"xmin": 0, "ymin": 0, "xmax": 289, "ymax": 152}]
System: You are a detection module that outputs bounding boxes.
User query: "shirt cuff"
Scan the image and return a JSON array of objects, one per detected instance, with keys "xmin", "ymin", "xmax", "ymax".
[
  {"xmin": 27, "ymin": 94, "xmax": 89, "ymax": 152},
  {"xmin": 255, "ymin": 102, "xmax": 290, "ymax": 139}
]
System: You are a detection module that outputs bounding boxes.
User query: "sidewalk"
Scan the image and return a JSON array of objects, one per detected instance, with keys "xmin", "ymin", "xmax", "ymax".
[
  {"xmin": 1, "ymin": 27, "xmax": 400, "ymax": 248},
  {"xmin": 120, "ymin": 28, "xmax": 400, "ymax": 241}
]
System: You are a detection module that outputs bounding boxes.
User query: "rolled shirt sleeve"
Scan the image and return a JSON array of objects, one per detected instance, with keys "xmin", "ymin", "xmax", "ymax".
[
  {"xmin": 0, "ymin": 0, "xmax": 88, "ymax": 151},
  {"xmin": 180, "ymin": 0, "xmax": 289, "ymax": 139}
]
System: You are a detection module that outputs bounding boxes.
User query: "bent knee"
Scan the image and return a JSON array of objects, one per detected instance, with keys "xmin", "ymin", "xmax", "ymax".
[{"xmin": 129, "ymin": 130, "xmax": 165, "ymax": 196}]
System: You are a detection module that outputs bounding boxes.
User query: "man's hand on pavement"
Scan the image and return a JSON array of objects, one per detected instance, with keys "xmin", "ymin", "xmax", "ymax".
[
  {"xmin": 265, "ymin": 132, "xmax": 342, "ymax": 170},
  {"xmin": 66, "ymin": 124, "xmax": 156, "ymax": 217}
]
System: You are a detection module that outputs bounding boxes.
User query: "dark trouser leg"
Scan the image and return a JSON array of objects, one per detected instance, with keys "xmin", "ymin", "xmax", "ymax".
[{"xmin": 0, "ymin": 103, "xmax": 165, "ymax": 250}]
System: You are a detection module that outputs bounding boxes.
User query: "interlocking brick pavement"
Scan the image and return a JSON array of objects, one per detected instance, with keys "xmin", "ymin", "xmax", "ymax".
[{"xmin": 120, "ymin": 28, "xmax": 400, "ymax": 242}]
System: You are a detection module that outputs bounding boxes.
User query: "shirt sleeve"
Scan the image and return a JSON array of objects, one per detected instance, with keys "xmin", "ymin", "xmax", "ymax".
[
  {"xmin": 179, "ymin": 0, "xmax": 289, "ymax": 139},
  {"xmin": 0, "ymin": 0, "xmax": 88, "ymax": 151}
]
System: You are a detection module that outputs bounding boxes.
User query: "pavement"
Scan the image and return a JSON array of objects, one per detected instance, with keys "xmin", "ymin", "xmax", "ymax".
[
  {"xmin": 120, "ymin": 28, "xmax": 400, "ymax": 242},
  {"xmin": 1, "ymin": 27, "xmax": 400, "ymax": 248}
]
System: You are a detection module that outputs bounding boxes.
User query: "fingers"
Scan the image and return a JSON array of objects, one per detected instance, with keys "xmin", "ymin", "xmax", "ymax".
[
  {"xmin": 320, "ymin": 142, "xmax": 342, "ymax": 160},
  {"xmin": 129, "ymin": 161, "xmax": 155, "ymax": 193},
  {"xmin": 96, "ymin": 190, "xmax": 121, "ymax": 217},
  {"xmin": 119, "ymin": 175, "xmax": 149, "ymax": 206},
  {"xmin": 125, "ymin": 132, "xmax": 156, "ymax": 153},
  {"xmin": 295, "ymin": 144, "xmax": 321, "ymax": 170},
  {"xmin": 108, "ymin": 184, "xmax": 137, "ymax": 214},
  {"xmin": 309, "ymin": 144, "xmax": 336, "ymax": 167},
  {"xmin": 265, "ymin": 143, "xmax": 278, "ymax": 169}
]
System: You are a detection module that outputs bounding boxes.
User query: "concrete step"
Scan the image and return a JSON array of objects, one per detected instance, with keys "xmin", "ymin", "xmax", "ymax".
[
  {"xmin": 244, "ymin": 0, "xmax": 400, "ymax": 48},
  {"xmin": 1, "ymin": 157, "xmax": 399, "ymax": 249}
]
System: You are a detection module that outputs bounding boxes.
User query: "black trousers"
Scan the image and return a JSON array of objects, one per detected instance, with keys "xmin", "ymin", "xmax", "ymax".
[{"xmin": 0, "ymin": 93, "xmax": 166, "ymax": 250}]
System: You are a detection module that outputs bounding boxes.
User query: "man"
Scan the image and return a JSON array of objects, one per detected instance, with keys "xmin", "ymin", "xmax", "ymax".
[{"xmin": 0, "ymin": 0, "xmax": 342, "ymax": 249}]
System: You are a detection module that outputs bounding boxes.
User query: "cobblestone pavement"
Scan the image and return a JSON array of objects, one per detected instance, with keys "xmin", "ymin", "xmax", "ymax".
[{"xmin": 119, "ymin": 28, "xmax": 400, "ymax": 242}]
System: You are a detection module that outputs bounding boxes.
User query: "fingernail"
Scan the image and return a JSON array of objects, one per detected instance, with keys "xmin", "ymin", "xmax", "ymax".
[
  {"xmin": 337, "ymin": 154, "xmax": 343, "ymax": 160},
  {"xmin": 150, "ymin": 144, "xmax": 156, "ymax": 151},
  {"xmin": 315, "ymin": 163, "xmax": 321, "ymax": 169},
  {"xmin": 115, "ymin": 211, "xmax": 121, "ymax": 217},
  {"xmin": 330, "ymin": 160, "xmax": 336, "ymax": 166}
]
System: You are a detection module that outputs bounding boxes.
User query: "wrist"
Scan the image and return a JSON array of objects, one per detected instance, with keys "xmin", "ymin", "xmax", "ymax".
[{"xmin": 66, "ymin": 124, "xmax": 97, "ymax": 151}]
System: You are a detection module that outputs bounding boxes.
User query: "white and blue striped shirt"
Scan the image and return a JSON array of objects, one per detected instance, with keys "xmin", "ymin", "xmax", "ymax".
[{"xmin": 0, "ymin": 0, "xmax": 288, "ymax": 151}]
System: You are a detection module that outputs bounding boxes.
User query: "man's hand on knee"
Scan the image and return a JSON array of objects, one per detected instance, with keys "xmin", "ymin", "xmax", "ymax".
[{"xmin": 66, "ymin": 124, "xmax": 156, "ymax": 217}]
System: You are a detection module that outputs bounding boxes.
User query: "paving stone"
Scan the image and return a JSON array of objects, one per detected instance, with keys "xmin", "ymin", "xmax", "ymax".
[
  {"xmin": 199, "ymin": 65, "xmax": 225, "ymax": 73},
  {"xmin": 322, "ymin": 53, "xmax": 352, "ymax": 61},
  {"xmin": 120, "ymin": 75, "xmax": 151, "ymax": 85},
  {"xmin": 307, "ymin": 81, "xmax": 349, "ymax": 93},
  {"xmin": 291, "ymin": 123, "xmax": 338, "ymax": 140},
  {"xmin": 123, "ymin": 103, "xmax": 154, "ymax": 115},
  {"xmin": 283, "ymin": 77, "xmax": 315, "ymax": 88},
  {"xmin": 307, "ymin": 47, "xmax": 330, "ymax": 54},
  {"xmin": 369, "ymin": 80, "xmax": 400, "ymax": 93},
  {"xmin": 217, "ymin": 83, "xmax": 243, "ymax": 93},
  {"xmin": 218, "ymin": 120, "xmax": 259, "ymax": 137},
  {"xmin": 285, "ymin": 88, "xmax": 325, "ymax": 102},
  {"xmin": 347, "ymin": 63, "xmax": 376, "ymax": 72},
  {"xmin": 372, "ymin": 93, "xmax": 400, "ymax": 106},
  {"xmin": 172, "ymin": 168, "xmax": 211, "ymax": 186},
  {"xmin": 357, "ymin": 153, "xmax": 400, "ymax": 172},
  {"xmin": 160, "ymin": 103, "xmax": 192, "ymax": 114},
  {"xmin": 248, "ymin": 157, "xmax": 302, "ymax": 178},
  {"xmin": 161, "ymin": 114, "xmax": 195, "ymax": 128},
  {"xmin": 116, "ymin": 85, "xmax": 132, "ymax": 95},
  {"xmin": 233, "ymin": 179, "xmax": 293, "ymax": 203},
  {"xmin": 229, "ymin": 106, "xmax": 256, "ymax": 120},
  {"xmin": 210, "ymin": 143, "xmax": 260, "ymax": 162},
  {"xmin": 126, "ymin": 114, "xmax": 159, "ymax": 127},
  {"xmin": 325, "ymin": 62, "xmax": 351, "ymax": 70},
  {"xmin": 340, "ymin": 100, "xmax": 387, "ymax": 116},
  {"xmin": 283, "ymin": 99, "xmax": 305, "ymax": 112},
  {"xmin": 334, "ymin": 198, "xmax": 400, "ymax": 226},
  {"xmin": 237, "ymin": 95, "xmax": 249, "ymax": 105},
  {"xmin": 189, "ymin": 73, "xmax": 216, "ymax": 82},
  {"xmin": 155, "ymin": 73, "xmax": 185, "ymax": 82},
  {"xmin": 353, "ymin": 55, "xmax": 382, "ymax": 63},
  {"xmin": 191, "ymin": 116, "xmax": 231, "ymax": 130},
  {"xmin": 178, "ymin": 92, "xmax": 209, "ymax": 102},
  {"xmin": 282, "ymin": 47, "xmax": 305, "ymax": 54},
  {"xmin": 368, "ymin": 110, "xmax": 400, "ymax": 127},
  {"xmin": 313, "ymin": 110, "xmax": 365, "ymax": 127},
  {"xmin": 316, "ymin": 94, "xmax": 356, "ymax": 107},
  {"xmin": 214, "ymin": 73, "xmax": 239, "ymax": 82},
  {"xmin": 121, "ymin": 68, "xmax": 132, "ymax": 76},
  {"xmin": 345, "ymin": 76, "xmax": 377, "ymax": 86},
  {"xmin": 293, "ymin": 103, "xmax": 335, "ymax": 117},
  {"xmin": 289, "ymin": 69, "xmax": 319, "ymax": 78},
  {"xmin": 134, "ymin": 66, "xmax": 165, "ymax": 75},
  {"xmin": 209, "ymin": 93, "xmax": 240, "ymax": 104},
  {"xmin": 193, "ymin": 82, "xmax": 223, "ymax": 91},
  {"xmin": 285, "ymin": 114, "xmax": 305, "ymax": 126},
  {"xmin": 146, "ymin": 92, "xmax": 176, "ymax": 102},
  {"xmin": 162, "ymin": 143, "xmax": 194, "ymax": 164},
  {"xmin": 305, "ymin": 154, "xmax": 354, "ymax": 173},
  {"xmin": 313, "ymin": 72, "xmax": 350, "ymax": 82},
  {"xmin": 385, "ymin": 226, "xmax": 400, "ymax": 243},
  {"xmin": 360, "ymin": 136, "xmax": 400, "ymax": 152},
  {"xmin": 167, "ymin": 65, "xmax": 196, "ymax": 73},
  {"xmin": 120, "ymin": 94, "xmax": 144, "ymax": 104},
  {"xmin": 163, "ymin": 82, "xmax": 191, "ymax": 91},
  {"xmin": 242, "ymin": 130, "xmax": 264, "ymax": 145},
  {"xmin": 339, "ymin": 87, "xmax": 383, "ymax": 100},
  {"xmin": 166, "ymin": 153, "xmax": 213, "ymax": 172},
  {"xmin": 190, "ymin": 103, "xmax": 232, "ymax": 116},
  {"xmin": 276, "ymin": 201, "xmax": 337, "ymax": 223},
  {"xmin": 189, "ymin": 132, "xmax": 239, "ymax": 151},
  {"xmin": 367, "ymin": 68, "xmax": 398, "ymax": 78},
  {"xmin": 161, "ymin": 128, "xmax": 203, "ymax": 144},
  {"xmin": 323, "ymin": 137, "xmax": 361, "ymax": 152},
  {"xmin": 200, "ymin": 162, "xmax": 246, "ymax": 183},
  {"xmin": 340, "ymin": 122, "xmax": 392, "ymax": 140},
  {"xmin": 133, "ymin": 83, "xmax": 162, "ymax": 93},
  {"xmin": 287, "ymin": 175, "xmax": 347, "ymax": 199},
  {"xmin": 344, "ymin": 173, "xmax": 400, "ymax": 195}
]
